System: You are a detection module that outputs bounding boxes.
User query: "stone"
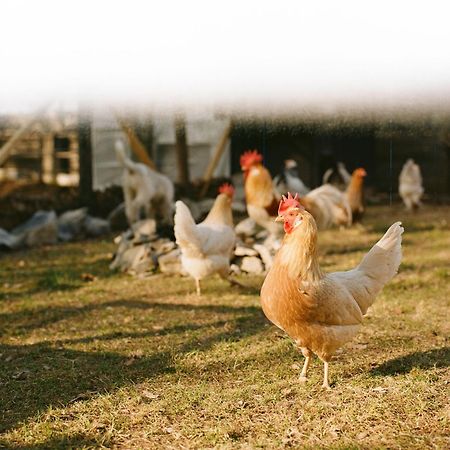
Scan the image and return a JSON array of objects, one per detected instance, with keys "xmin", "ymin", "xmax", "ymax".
[
  {"xmin": 229, "ymin": 263, "xmax": 242, "ymax": 275},
  {"xmin": 157, "ymin": 248, "xmax": 186, "ymax": 275},
  {"xmin": 110, "ymin": 243, "xmax": 155, "ymax": 275},
  {"xmin": 241, "ymin": 256, "xmax": 264, "ymax": 274},
  {"xmin": 12, "ymin": 210, "xmax": 58, "ymax": 247},
  {"xmin": 234, "ymin": 245, "xmax": 258, "ymax": 257},
  {"xmin": 131, "ymin": 219, "xmax": 157, "ymax": 240},
  {"xmin": 255, "ymin": 229, "xmax": 269, "ymax": 240},
  {"xmin": 0, "ymin": 228, "xmax": 23, "ymax": 250},
  {"xmin": 151, "ymin": 238, "xmax": 176, "ymax": 255},
  {"xmin": 58, "ymin": 208, "xmax": 88, "ymax": 241},
  {"xmin": 84, "ymin": 216, "xmax": 110, "ymax": 237},
  {"xmin": 235, "ymin": 218, "xmax": 257, "ymax": 237},
  {"xmin": 253, "ymin": 243, "xmax": 274, "ymax": 270}
]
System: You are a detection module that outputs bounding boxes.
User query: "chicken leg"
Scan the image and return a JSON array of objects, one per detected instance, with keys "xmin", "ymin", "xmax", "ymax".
[
  {"xmin": 322, "ymin": 361, "xmax": 331, "ymax": 390},
  {"xmin": 195, "ymin": 279, "xmax": 201, "ymax": 296},
  {"xmin": 299, "ymin": 347, "xmax": 312, "ymax": 382},
  {"xmin": 299, "ymin": 356, "xmax": 311, "ymax": 382}
]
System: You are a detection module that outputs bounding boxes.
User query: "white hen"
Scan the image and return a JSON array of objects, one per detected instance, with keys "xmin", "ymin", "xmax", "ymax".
[
  {"xmin": 174, "ymin": 185, "xmax": 236, "ymax": 295},
  {"xmin": 115, "ymin": 140, "xmax": 174, "ymax": 225},
  {"xmin": 301, "ymin": 184, "xmax": 352, "ymax": 229},
  {"xmin": 399, "ymin": 159, "xmax": 424, "ymax": 210}
]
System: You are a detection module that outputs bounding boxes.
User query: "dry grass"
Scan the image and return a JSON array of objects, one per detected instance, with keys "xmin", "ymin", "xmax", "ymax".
[{"xmin": 0, "ymin": 205, "xmax": 449, "ymax": 449}]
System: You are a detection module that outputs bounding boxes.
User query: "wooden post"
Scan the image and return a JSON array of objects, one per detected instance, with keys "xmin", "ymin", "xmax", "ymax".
[
  {"xmin": 174, "ymin": 115, "xmax": 190, "ymax": 185},
  {"xmin": 41, "ymin": 133, "xmax": 55, "ymax": 184},
  {"xmin": 199, "ymin": 122, "xmax": 232, "ymax": 198},
  {"xmin": 78, "ymin": 109, "xmax": 93, "ymax": 208},
  {"xmin": 114, "ymin": 114, "xmax": 157, "ymax": 170}
]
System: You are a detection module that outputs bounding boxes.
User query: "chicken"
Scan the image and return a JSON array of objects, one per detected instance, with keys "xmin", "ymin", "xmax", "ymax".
[
  {"xmin": 240, "ymin": 150, "xmax": 281, "ymax": 238},
  {"xmin": 399, "ymin": 159, "xmax": 424, "ymax": 210},
  {"xmin": 241, "ymin": 149, "xmax": 350, "ymax": 234},
  {"xmin": 301, "ymin": 184, "xmax": 352, "ymax": 229},
  {"xmin": 322, "ymin": 161, "xmax": 352, "ymax": 188},
  {"xmin": 115, "ymin": 140, "xmax": 174, "ymax": 225},
  {"xmin": 174, "ymin": 183, "xmax": 236, "ymax": 295},
  {"xmin": 260, "ymin": 193, "xmax": 403, "ymax": 388},
  {"xmin": 274, "ymin": 159, "xmax": 310, "ymax": 197},
  {"xmin": 345, "ymin": 168, "xmax": 367, "ymax": 223}
]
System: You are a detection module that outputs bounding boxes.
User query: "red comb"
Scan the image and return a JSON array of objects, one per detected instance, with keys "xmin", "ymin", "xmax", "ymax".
[
  {"xmin": 218, "ymin": 182, "xmax": 235, "ymax": 198},
  {"xmin": 240, "ymin": 149, "xmax": 263, "ymax": 169},
  {"xmin": 278, "ymin": 192, "xmax": 303, "ymax": 215}
]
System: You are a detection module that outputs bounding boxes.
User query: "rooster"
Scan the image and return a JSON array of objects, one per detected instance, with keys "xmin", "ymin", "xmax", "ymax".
[
  {"xmin": 260, "ymin": 193, "xmax": 403, "ymax": 388},
  {"xmin": 240, "ymin": 150, "xmax": 281, "ymax": 238},
  {"xmin": 345, "ymin": 168, "xmax": 367, "ymax": 223},
  {"xmin": 241, "ymin": 150, "xmax": 351, "ymax": 233},
  {"xmin": 174, "ymin": 183, "xmax": 236, "ymax": 295},
  {"xmin": 399, "ymin": 159, "xmax": 424, "ymax": 210}
]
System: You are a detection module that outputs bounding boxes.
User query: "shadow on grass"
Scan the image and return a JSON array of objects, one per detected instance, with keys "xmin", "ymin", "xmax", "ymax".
[
  {"xmin": 370, "ymin": 347, "xmax": 450, "ymax": 376},
  {"xmin": 0, "ymin": 305, "xmax": 268, "ymax": 435},
  {"xmin": 0, "ymin": 298, "xmax": 262, "ymax": 336},
  {"xmin": 0, "ymin": 255, "xmax": 118, "ymax": 302},
  {"xmin": 0, "ymin": 433, "xmax": 101, "ymax": 450}
]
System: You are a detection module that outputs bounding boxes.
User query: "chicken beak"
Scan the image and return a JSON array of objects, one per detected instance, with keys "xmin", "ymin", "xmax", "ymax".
[{"xmin": 275, "ymin": 215, "xmax": 284, "ymax": 223}]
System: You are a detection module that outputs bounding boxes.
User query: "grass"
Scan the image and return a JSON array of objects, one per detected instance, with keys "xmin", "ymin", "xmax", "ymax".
[{"xmin": 0, "ymin": 205, "xmax": 449, "ymax": 449}]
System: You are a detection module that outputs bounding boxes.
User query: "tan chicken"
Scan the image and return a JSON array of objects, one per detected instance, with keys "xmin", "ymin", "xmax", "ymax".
[
  {"xmin": 260, "ymin": 193, "xmax": 403, "ymax": 388},
  {"xmin": 174, "ymin": 183, "xmax": 236, "ymax": 295},
  {"xmin": 240, "ymin": 150, "xmax": 281, "ymax": 238},
  {"xmin": 241, "ymin": 150, "xmax": 349, "ymax": 236},
  {"xmin": 345, "ymin": 168, "xmax": 367, "ymax": 223}
]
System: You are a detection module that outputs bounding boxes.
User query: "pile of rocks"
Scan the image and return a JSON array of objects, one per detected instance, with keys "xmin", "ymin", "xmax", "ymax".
[
  {"xmin": 232, "ymin": 217, "xmax": 280, "ymax": 275},
  {"xmin": 110, "ymin": 219, "xmax": 182, "ymax": 277},
  {"xmin": 110, "ymin": 216, "xmax": 280, "ymax": 278},
  {"xmin": 0, "ymin": 208, "xmax": 110, "ymax": 251}
]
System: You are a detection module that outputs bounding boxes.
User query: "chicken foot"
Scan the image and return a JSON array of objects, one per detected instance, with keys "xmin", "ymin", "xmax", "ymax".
[
  {"xmin": 299, "ymin": 356, "xmax": 311, "ymax": 382},
  {"xmin": 299, "ymin": 347, "xmax": 312, "ymax": 382}
]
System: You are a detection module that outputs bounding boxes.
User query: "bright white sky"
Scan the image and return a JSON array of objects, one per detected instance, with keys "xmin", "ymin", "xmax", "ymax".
[{"xmin": 1, "ymin": 0, "xmax": 449, "ymax": 113}]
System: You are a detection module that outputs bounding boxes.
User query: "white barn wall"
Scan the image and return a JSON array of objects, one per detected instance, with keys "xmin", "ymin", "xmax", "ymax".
[{"xmin": 91, "ymin": 108, "xmax": 231, "ymax": 190}]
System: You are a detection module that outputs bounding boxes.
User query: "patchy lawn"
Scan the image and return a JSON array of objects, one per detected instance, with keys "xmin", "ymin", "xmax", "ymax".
[{"xmin": 0, "ymin": 205, "xmax": 449, "ymax": 449}]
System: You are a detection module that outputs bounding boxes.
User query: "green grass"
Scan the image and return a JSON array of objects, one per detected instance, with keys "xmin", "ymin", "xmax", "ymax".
[{"xmin": 0, "ymin": 205, "xmax": 449, "ymax": 449}]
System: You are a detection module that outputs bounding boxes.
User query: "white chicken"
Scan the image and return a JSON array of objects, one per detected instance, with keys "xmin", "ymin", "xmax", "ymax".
[
  {"xmin": 399, "ymin": 159, "xmax": 424, "ymax": 210},
  {"xmin": 174, "ymin": 183, "xmax": 236, "ymax": 295},
  {"xmin": 302, "ymin": 183, "xmax": 352, "ymax": 229},
  {"xmin": 115, "ymin": 140, "xmax": 174, "ymax": 225},
  {"xmin": 274, "ymin": 159, "xmax": 310, "ymax": 197}
]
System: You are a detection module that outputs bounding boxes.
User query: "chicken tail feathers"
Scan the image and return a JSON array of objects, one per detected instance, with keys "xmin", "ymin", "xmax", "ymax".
[
  {"xmin": 174, "ymin": 201, "xmax": 203, "ymax": 256},
  {"xmin": 358, "ymin": 221, "xmax": 404, "ymax": 287}
]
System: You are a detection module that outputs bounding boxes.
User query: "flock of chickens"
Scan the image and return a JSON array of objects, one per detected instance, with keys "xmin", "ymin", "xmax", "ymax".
[
  {"xmin": 116, "ymin": 146, "xmax": 427, "ymax": 387},
  {"xmin": 172, "ymin": 150, "xmax": 406, "ymax": 388}
]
